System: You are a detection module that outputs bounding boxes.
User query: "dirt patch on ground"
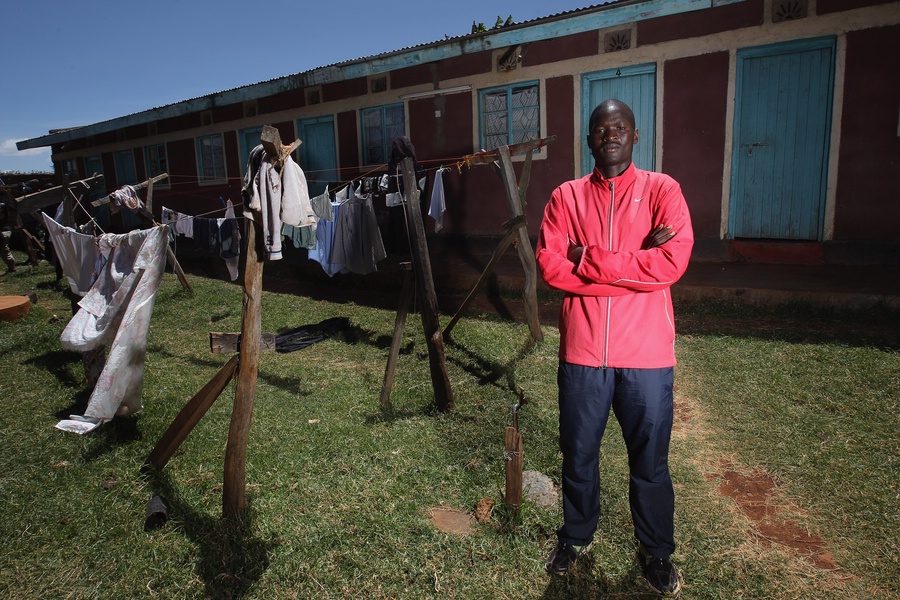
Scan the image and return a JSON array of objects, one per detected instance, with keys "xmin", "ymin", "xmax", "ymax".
[
  {"xmin": 671, "ymin": 393, "xmax": 857, "ymax": 586},
  {"xmin": 715, "ymin": 461, "xmax": 844, "ymax": 573},
  {"xmin": 428, "ymin": 507, "xmax": 475, "ymax": 535}
]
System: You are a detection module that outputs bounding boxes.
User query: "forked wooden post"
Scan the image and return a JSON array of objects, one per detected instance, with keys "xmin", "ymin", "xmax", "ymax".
[
  {"xmin": 399, "ymin": 157, "xmax": 453, "ymax": 411},
  {"xmin": 223, "ymin": 125, "xmax": 299, "ymax": 519},
  {"xmin": 448, "ymin": 136, "xmax": 555, "ymax": 343},
  {"xmin": 496, "ymin": 145, "xmax": 543, "ymax": 343}
]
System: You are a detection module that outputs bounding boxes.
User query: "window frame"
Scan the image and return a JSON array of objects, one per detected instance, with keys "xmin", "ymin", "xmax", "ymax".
[
  {"xmin": 144, "ymin": 143, "xmax": 170, "ymax": 188},
  {"xmin": 478, "ymin": 80, "xmax": 542, "ymax": 152},
  {"xmin": 360, "ymin": 103, "xmax": 406, "ymax": 166},
  {"xmin": 196, "ymin": 133, "xmax": 227, "ymax": 184}
]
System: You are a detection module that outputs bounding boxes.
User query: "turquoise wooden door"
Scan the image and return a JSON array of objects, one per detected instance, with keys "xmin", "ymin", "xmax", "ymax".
[
  {"xmin": 730, "ymin": 38, "xmax": 835, "ymax": 240},
  {"xmin": 239, "ymin": 126, "xmax": 264, "ymax": 175},
  {"xmin": 297, "ymin": 116, "xmax": 337, "ymax": 197},
  {"xmin": 581, "ymin": 64, "xmax": 656, "ymax": 176}
]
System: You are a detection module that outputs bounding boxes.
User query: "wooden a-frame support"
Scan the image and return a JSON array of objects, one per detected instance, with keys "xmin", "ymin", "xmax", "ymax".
[
  {"xmin": 379, "ymin": 157, "xmax": 453, "ymax": 412},
  {"xmin": 145, "ymin": 125, "xmax": 301, "ymax": 520},
  {"xmin": 4, "ymin": 174, "xmax": 105, "ymax": 267},
  {"xmin": 442, "ymin": 136, "xmax": 556, "ymax": 344}
]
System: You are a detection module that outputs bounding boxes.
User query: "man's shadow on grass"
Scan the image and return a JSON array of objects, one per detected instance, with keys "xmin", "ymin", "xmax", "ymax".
[
  {"xmin": 142, "ymin": 467, "xmax": 277, "ymax": 600},
  {"xmin": 26, "ymin": 350, "xmax": 143, "ymax": 460},
  {"xmin": 540, "ymin": 557, "xmax": 666, "ymax": 599}
]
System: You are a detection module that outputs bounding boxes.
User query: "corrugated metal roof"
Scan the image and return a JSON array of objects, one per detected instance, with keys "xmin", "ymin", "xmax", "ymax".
[{"xmin": 18, "ymin": 0, "xmax": 686, "ymax": 151}]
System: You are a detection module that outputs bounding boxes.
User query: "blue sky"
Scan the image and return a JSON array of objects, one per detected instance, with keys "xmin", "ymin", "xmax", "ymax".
[{"xmin": 0, "ymin": 0, "xmax": 597, "ymax": 174}]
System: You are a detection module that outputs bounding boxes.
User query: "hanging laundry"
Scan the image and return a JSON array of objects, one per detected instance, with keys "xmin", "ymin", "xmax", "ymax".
[
  {"xmin": 192, "ymin": 217, "xmax": 219, "ymax": 252},
  {"xmin": 241, "ymin": 144, "xmax": 313, "ymax": 260},
  {"xmin": 161, "ymin": 206, "xmax": 194, "ymax": 238},
  {"xmin": 42, "ymin": 213, "xmax": 102, "ymax": 295},
  {"xmin": 219, "ymin": 199, "xmax": 241, "ymax": 281},
  {"xmin": 311, "ymin": 186, "xmax": 333, "ymax": 221},
  {"xmin": 309, "ymin": 202, "xmax": 348, "ymax": 277},
  {"xmin": 56, "ymin": 225, "xmax": 169, "ymax": 433},
  {"xmin": 429, "ymin": 168, "xmax": 447, "ymax": 232},
  {"xmin": 282, "ymin": 222, "xmax": 317, "ymax": 250},
  {"xmin": 107, "ymin": 185, "xmax": 142, "ymax": 214},
  {"xmin": 331, "ymin": 192, "xmax": 387, "ymax": 275}
]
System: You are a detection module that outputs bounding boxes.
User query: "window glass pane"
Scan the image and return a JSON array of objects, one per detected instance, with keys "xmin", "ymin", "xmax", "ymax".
[
  {"xmin": 363, "ymin": 109, "xmax": 382, "ymax": 128},
  {"xmin": 483, "ymin": 90, "xmax": 507, "ymax": 112},
  {"xmin": 362, "ymin": 104, "xmax": 405, "ymax": 165},
  {"xmin": 511, "ymin": 85, "xmax": 538, "ymax": 109},
  {"xmin": 384, "ymin": 105, "xmax": 404, "ymax": 127},
  {"xmin": 198, "ymin": 135, "xmax": 225, "ymax": 180},
  {"xmin": 145, "ymin": 144, "xmax": 167, "ymax": 178},
  {"xmin": 512, "ymin": 106, "xmax": 539, "ymax": 132},
  {"xmin": 484, "ymin": 112, "xmax": 508, "ymax": 135}
]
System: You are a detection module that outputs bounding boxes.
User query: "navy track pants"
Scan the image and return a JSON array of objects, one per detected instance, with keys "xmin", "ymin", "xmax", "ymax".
[{"xmin": 556, "ymin": 362, "xmax": 676, "ymax": 559}]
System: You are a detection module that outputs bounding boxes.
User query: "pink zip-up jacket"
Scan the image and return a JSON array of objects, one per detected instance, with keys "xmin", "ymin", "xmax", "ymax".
[{"xmin": 536, "ymin": 163, "xmax": 694, "ymax": 368}]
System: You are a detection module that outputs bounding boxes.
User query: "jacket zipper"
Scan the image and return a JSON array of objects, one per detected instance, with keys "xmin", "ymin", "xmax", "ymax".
[{"xmin": 602, "ymin": 179, "xmax": 615, "ymax": 368}]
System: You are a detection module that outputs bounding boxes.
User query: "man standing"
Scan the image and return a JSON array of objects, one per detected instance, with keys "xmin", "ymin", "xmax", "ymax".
[{"xmin": 535, "ymin": 99, "xmax": 693, "ymax": 596}]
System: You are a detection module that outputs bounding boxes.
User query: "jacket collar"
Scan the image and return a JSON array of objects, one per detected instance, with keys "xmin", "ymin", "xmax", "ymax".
[{"xmin": 590, "ymin": 162, "xmax": 637, "ymax": 187}]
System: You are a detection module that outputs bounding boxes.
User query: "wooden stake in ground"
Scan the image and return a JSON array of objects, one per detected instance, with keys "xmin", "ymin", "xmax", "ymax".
[
  {"xmin": 504, "ymin": 425, "xmax": 524, "ymax": 508},
  {"xmin": 380, "ymin": 262, "xmax": 415, "ymax": 408},
  {"xmin": 223, "ymin": 174, "xmax": 265, "ymax": 521}
]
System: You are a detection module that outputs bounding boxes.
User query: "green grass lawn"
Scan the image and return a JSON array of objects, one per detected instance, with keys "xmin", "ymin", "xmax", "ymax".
[{"xmin": 0, "ymin": 260, "xmax": 897, "ymax": 599}]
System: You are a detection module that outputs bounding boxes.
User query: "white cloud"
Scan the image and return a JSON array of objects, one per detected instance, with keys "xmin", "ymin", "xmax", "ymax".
[
  {"xmin": 0, "ymin": 139, "xmax": 52, "ymax": 173},
  {"xmin": 0, "ymin": 138, "xmax": 47, "ymax": 157}
]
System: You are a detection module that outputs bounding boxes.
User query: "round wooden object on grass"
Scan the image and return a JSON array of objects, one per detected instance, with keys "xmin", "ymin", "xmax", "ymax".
[{"xmin": 0, "ymin": 295, "xmax": 31, "ymax": 322}]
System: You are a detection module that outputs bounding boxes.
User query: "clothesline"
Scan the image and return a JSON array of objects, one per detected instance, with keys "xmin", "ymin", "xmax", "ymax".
[{"xmin": 107, "ymin": 151, "xmax": 483, "ymax": 195}]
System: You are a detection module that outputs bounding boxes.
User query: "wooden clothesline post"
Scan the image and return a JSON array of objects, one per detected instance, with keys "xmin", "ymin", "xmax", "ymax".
[
  {"xmin": 223, "ymin": 125, "xmax": 300, "ymax": 519},
  {"xmin": 381, "ymin": 157, "xmax": 453, "ymax": 412},
  {"xmin": 442, "ymin": 136, "xmax": 555, "ymax": 344},
  {"xmin": 144, "ymin": 125, "xmax": 301, "ymax": 522}
]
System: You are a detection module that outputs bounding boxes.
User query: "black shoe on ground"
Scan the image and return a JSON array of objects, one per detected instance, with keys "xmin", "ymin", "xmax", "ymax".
[
  {"xmin": 637, "ymin": 544, "xmax": 681, "ymax": 596},
  {"xmin": 545, "ymin": 540, "xmax": 592, "ymax": 576}
]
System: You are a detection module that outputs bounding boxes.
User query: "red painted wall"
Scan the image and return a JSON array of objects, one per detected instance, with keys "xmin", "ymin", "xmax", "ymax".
[
  {"xmin": 818, "ymin": 0, "xmax": 897, "ymax": 13},
  {"xmin": 336, "ymin": 110, "xmax": 359, "ymax": 177},
  {"xmin": 523, "ymin": 31, "xmax": 598, "ymax": 67},
  {"xmin": 833, "ymin": 25, "xmax": 900, "ymax": 241},
  {"xmin": 662, "ymin": 52, "xmax": 730, "ymax": 240},
  {"xmin": 638, "ymin": 0, "xmax": 763, "ymax": 44}
]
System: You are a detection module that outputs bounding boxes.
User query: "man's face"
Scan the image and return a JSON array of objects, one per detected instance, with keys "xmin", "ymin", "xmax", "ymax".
[{"xmin": 587, "ymin": 106, "xmax": 639, "ymax": 176}]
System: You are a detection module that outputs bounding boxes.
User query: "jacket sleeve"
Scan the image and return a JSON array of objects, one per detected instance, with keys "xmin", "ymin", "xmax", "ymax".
[
  {"xmin": 575, "ymin": 177, "xmax": 693, "ymax": 291},
  {"xmin": 536, "ymin": 185, "xmax": 633, "ymax": 297}
]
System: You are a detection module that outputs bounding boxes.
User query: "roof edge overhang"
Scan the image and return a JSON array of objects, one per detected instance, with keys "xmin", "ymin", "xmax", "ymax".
[{"xmin": 17, "ymin": 0, "xmax": 736, "ymax": 151}]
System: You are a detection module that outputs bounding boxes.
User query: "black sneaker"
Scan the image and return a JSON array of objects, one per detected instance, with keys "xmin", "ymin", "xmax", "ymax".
[
  {"xmin": 545, "ymin": 540, "xmax": 592, "ymax": 575},
  {"xmin": 637, "ymin": 544, "xmax": 681, "ymax": 596}
]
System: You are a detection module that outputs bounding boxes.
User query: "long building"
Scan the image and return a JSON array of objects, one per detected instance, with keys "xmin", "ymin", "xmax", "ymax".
[{"xmin": 18, "ymin": 0, "xmax": 900, "ymax": 266}]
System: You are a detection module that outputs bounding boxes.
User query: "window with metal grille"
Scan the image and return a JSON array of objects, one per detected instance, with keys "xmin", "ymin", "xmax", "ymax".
[
  {"xmin": 361, "ymin": 104, "xmax": 405, "ymax": 166},
  {"xmin": 196, "ymin": 134, "xmax": 226, "ymax": 182},
  {"xmin": 479, "ymin": 81, "xmax": 540, "ymax": 151},
  {"xmin": 144, "ymin": 144, "xmax": 168, "ymax": 181}
]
